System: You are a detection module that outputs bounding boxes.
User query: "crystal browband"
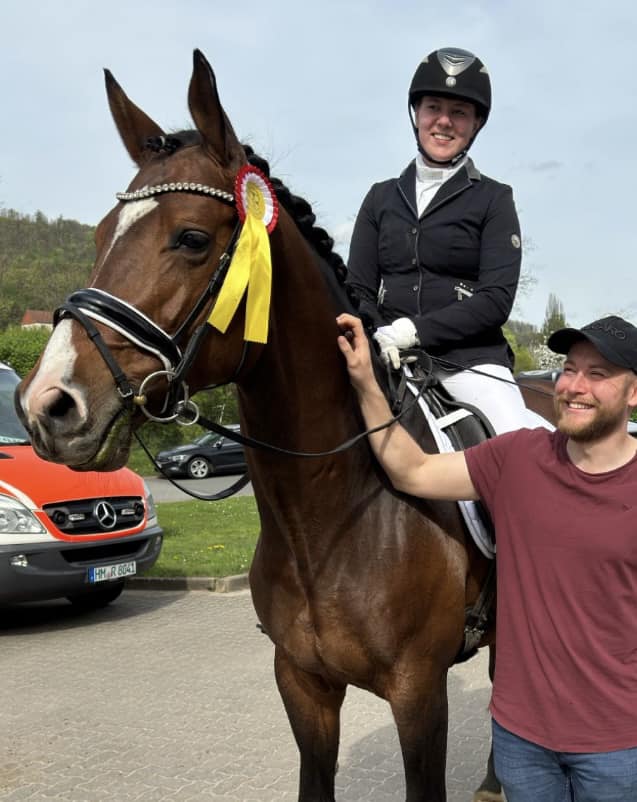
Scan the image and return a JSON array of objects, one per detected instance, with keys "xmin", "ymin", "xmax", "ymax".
[{"xmin": 116, "ymin": 182, "xmax": 235, "ymax": 205}]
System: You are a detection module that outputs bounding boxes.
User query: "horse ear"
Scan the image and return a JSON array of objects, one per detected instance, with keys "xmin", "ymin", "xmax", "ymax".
[
  {"xmin": 188, "ymin": 50, "xmax": 244, "ymax": 169},
  {"xmin": 104, "ymin": 69, "xmax": 165, "ymax": 166}
]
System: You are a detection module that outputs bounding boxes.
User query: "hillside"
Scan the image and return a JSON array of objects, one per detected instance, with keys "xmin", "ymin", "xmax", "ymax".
[{"xmin": 0, "ymin": 208, "xmax": 96, "ymax": 329}]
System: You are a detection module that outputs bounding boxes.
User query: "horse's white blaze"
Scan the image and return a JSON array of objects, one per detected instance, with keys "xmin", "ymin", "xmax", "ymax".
[
  {"xmin": 100, "ymin": 197, "xmax": 158, "ymax": 266},
  {"xmin": 22, "ymin": 320, "xmax": 87, "ymax": 421},
  {"xmin": 22, "ymin": 199, "xmax": 159, "ymax": 430}
]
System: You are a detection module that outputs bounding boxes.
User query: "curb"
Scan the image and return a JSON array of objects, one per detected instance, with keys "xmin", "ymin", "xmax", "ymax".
[{"xmin": 126, "ymin": 573, "xmax": 249, "ymax": 593}]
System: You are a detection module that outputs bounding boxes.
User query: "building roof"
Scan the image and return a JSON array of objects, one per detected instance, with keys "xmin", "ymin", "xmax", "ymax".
[{"xmin": 21, "ymin": 310, "xmax": 53, "ymax": 326}]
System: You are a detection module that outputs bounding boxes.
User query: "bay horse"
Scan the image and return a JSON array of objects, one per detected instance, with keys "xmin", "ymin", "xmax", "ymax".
[{"xmin": 15, "ymin": 51, "xmax": 552, "ymax": 801}]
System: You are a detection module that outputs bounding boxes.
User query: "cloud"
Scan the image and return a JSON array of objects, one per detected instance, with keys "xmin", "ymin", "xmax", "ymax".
[
  {"xmin": 331, "ymin": 220, "xmax": 355, "ymax": 255},
  {"xmin": 528, "ymin": 161, "xmax": 563, "ymax": 173}
]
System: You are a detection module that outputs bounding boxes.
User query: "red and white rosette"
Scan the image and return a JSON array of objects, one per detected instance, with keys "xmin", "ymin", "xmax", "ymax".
[
  {"xmin": 234, "ymin": 165, "xmax": 279, "ymax": 233},
  {"xmin": 208, "ymin": 165, "xmax": 278, "ymax": 343}
]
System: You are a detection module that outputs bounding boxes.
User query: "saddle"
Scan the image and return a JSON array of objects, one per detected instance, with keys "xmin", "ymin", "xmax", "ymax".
[{"xmin": 383, "ymin": 348, "xmax": 494, "ymax": 446}]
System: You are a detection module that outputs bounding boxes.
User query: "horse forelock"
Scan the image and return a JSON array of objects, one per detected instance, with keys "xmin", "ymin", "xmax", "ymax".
[{"xmin": 143, "ymin": 130, "xmax": 202, "ymax": 154}]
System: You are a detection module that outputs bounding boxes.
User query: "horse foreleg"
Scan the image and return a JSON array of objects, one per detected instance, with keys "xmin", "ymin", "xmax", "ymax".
[
  {"xmin": 473, "ymin": 645, "xmax": 503, "ymax": 802},
  {"xmin": 390, "ymin": 673, "xmax": 449, "ymax": 802},
  {"xmin": 274, "ymin": 646, "xmax": 345, "ymax": 802}
]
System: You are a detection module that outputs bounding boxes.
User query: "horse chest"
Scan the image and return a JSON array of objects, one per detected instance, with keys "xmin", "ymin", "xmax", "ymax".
[{"xmin": 252, "ymin": 575, "xmax": 363, "ymax": 674}]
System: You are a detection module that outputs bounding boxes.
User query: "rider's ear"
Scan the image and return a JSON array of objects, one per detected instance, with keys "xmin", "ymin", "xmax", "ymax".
[
  {"xmin": 104, "ymin": 69, "xmax": 165, "ymax": 166},
  {"xmin": 188, "ymin": 49, "xmax": 245, "ymax": 170}
]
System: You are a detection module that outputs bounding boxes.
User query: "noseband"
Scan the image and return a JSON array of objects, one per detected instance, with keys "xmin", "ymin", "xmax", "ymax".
[{"xmin": 55, "ymin": 182, "xmax": 243, "ymax": 423}]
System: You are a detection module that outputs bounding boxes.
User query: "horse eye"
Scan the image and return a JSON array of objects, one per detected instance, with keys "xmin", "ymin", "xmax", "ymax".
[{"xmin": 176, "ymin": 230, "xmax": 209, "ymax": 250}]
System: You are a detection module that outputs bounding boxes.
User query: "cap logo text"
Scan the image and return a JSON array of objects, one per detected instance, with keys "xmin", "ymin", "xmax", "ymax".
[{"xmin": 584, "ymin": 321, "xmax": 627, "ymax": 340}]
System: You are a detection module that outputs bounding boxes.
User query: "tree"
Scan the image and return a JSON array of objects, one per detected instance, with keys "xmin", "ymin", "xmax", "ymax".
[
  {"xmin": 507, "ymin": 319, "xmax": 543, "ymax": 350},
  {"xmin": 511, "ymin": 233, "xmax": 538, "ymax": 319},
  {"xmin": 517, "ymin": 293, "xmax": 568, "ymax": 371},
  {"xmin": 541, "ymin": 293, "xmax": 566, "ymax": 338},
  {"xmin": 0, "ymin": 209, "xmax": 96, "ymax": 330},
  {"xmin": 503, "ymin": 325, "xmax": 537, "ymax": 372}
]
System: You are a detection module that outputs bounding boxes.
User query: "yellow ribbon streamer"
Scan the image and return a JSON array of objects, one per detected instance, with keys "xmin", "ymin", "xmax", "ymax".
[{"xmin": 208, "ymin": 206, "xmax": 272, "ymax": 344}]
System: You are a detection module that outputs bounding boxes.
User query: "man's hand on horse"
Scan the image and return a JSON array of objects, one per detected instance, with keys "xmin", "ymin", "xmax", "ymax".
[
  {"xmin": 372, "ymin": 318, "xmax": 419, "ymax": 369},
  {"xmin": 336, "ymin": 313, "xmax": 378, "ymax": 392}
]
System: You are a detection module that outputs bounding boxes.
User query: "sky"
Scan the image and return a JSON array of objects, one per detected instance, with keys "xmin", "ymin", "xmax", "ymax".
[{"xmin": 1, "ymin": 0, "xmax": 636, "ymax": 329}]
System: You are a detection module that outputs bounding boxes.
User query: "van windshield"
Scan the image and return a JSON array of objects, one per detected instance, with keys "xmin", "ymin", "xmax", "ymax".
[{"xmin": 0, "ymin": 369, "xmax": 30, "ymax": 444}]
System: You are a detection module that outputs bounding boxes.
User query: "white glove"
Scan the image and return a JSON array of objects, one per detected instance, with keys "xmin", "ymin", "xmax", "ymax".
[{"xmin": 372, "ymin": 318, "xmax": 419, "ymax": 369}]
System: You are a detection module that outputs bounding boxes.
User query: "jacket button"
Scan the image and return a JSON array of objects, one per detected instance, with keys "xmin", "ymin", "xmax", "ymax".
[
  {"xmin": 411, "ymin": 258, "xmax": 417, "ymax": 265},
  {"xmin": 411, "ymin": 227, "xmax": 417, "ymax": 234},
  {"xmin": 412, "ymin": 285, "xmax": 418, "ymax": 291}
]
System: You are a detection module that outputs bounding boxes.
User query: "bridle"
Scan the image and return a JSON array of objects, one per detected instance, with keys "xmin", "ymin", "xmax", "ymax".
[
  {"xmin": 54, "ymin": 181, "xmax": 245, "ymax": 424},
  {"xmin": 52, "ymin": 175, "xmax": 433, "ymax": 499}
]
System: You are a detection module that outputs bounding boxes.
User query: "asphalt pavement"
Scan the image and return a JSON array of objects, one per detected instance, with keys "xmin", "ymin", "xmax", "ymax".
[
  {"xmin": 145, "ymin": 474, "xmax": 253, "ymax": 503},
  {"xmin": 0, "ymin": 588, "xmax": 494, "ymax": 802}
]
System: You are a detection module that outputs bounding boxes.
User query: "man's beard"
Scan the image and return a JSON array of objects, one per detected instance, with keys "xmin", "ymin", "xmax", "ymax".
[{"xmin": 554, "ymin": 396, "xmax": 628, "ymax": 442}]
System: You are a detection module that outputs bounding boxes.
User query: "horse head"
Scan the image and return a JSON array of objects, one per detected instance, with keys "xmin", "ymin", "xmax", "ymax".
[{"xmin": 16, "ymin": 50, "xmax": 326, "ymax": 471}]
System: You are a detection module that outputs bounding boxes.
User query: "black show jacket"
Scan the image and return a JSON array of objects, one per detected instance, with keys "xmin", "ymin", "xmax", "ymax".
[{"xmin": 346, "ymin": 158, "xmax": 522, "ymax": 370}]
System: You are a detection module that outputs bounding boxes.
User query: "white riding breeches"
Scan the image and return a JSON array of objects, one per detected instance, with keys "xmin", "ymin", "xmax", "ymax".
[{"xmin": 437, "ymin": 364, "xmax": 553, "ymax": 434}]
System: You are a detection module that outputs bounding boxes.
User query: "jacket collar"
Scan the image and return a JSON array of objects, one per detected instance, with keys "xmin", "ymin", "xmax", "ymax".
[{"xmin": 398, "ymin": 158, "xmax": 481, "ymax": 219}]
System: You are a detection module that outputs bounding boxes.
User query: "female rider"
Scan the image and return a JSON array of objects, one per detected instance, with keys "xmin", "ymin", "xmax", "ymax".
[{"xmin": 346, "ymin": 47, "xmax": 534, "ymax": 433}]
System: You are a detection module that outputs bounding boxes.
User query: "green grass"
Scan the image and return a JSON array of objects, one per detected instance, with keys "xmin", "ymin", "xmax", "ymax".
[
  {"xmin": 146, "ymin": 497, "xmax": 260, "ymax": 577},
  {"xmin": 128, "ymin": 445, "xmax": 156, "ymax": 476}
]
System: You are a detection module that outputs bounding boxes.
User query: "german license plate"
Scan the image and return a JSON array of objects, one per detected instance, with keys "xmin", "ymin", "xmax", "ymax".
[{"xmin": 88, "ymin": 561, "xmax": 136, "ymax": 583}]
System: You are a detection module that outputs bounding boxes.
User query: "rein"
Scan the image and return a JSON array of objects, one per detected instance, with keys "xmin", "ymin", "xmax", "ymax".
[
  {"xmin": 137, "ymin": 353, "xmax": 434, "ymax": 502},
  {"xmin": 134, "ymin": 381, "xmax": 433, "ymax": 502},
  {"xmin": 181, "ymin": 369, "xmax": 432, "ymax": 458},
  {"xmin": 433, "ymin": 357, "xmax": 557, "ymax": 398}
]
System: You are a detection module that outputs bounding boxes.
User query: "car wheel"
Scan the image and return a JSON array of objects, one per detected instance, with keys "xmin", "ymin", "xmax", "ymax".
[
  {"xmin": 187, "ymin": 456, "xmax": 212, "ymax": 479},
  {"xmin": 66, "ymin": 581, "xmax": 125, "ymax": 609}
]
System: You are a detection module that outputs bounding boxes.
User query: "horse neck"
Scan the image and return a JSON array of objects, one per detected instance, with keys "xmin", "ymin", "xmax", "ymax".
[
  {"xmin": 237, "ymin": 218, "xmax": 360, "ymax": 455},
  {"xmin": 235, "ymin": 225, "xmax": 376, "ymax": 571}
]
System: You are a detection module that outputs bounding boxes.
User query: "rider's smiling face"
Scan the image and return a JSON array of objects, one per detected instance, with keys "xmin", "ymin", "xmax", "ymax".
[{"xmin": 415, "ymin": 95, "xmax": 481, "ymax": 164}]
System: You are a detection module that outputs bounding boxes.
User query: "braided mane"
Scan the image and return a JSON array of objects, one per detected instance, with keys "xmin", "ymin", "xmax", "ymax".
[{"xmin": 242, "ymin": 146, "xmax": 348, "ymax": 286}]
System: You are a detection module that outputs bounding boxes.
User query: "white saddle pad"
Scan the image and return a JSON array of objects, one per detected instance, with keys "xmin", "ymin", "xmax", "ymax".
[{"xmin": 403, "ymin": 373, "xmax": 495, "ymax": 559}]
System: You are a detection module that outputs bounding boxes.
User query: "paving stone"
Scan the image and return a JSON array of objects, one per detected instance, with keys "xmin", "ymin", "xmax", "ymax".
[{"xmin": 0, "ymin": 590, "xmax": 494, "ymax": 801}]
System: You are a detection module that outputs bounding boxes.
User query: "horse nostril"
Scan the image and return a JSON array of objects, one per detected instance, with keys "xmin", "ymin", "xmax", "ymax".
[
  {"xmin": 48, "ymin": 391, "xmax": 76, "ymax": 419},
  {"xmin": 33, "ymin": 387, "xmax": 80, "ymax": 428}
]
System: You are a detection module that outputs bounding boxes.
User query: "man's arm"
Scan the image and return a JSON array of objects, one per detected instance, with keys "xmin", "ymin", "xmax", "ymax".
[{"xmin": 336, "ymin": 313, "xmax": 479, "ymax": 501}]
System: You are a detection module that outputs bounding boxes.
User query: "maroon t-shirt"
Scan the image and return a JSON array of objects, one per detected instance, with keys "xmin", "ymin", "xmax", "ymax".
[{"xmin": 465, "ymin": 428, "xmax": 637, "ymax": 752}]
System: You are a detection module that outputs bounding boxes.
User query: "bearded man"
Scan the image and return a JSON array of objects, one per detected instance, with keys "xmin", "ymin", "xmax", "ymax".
[{"xmin": 336, "ymin": 312, "xmax": 637, "ymax": 802}]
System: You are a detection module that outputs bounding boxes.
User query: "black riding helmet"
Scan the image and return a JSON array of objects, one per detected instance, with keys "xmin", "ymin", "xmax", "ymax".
[{"xmin": 408, "ymin": 47, "xmax": 492, "ymax": 166}]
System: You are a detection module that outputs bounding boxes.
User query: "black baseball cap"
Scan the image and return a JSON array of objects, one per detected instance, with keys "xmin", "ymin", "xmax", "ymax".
[{"xmin": 547, "ymin": 315, "xmax": 637, "ymax": 373}]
